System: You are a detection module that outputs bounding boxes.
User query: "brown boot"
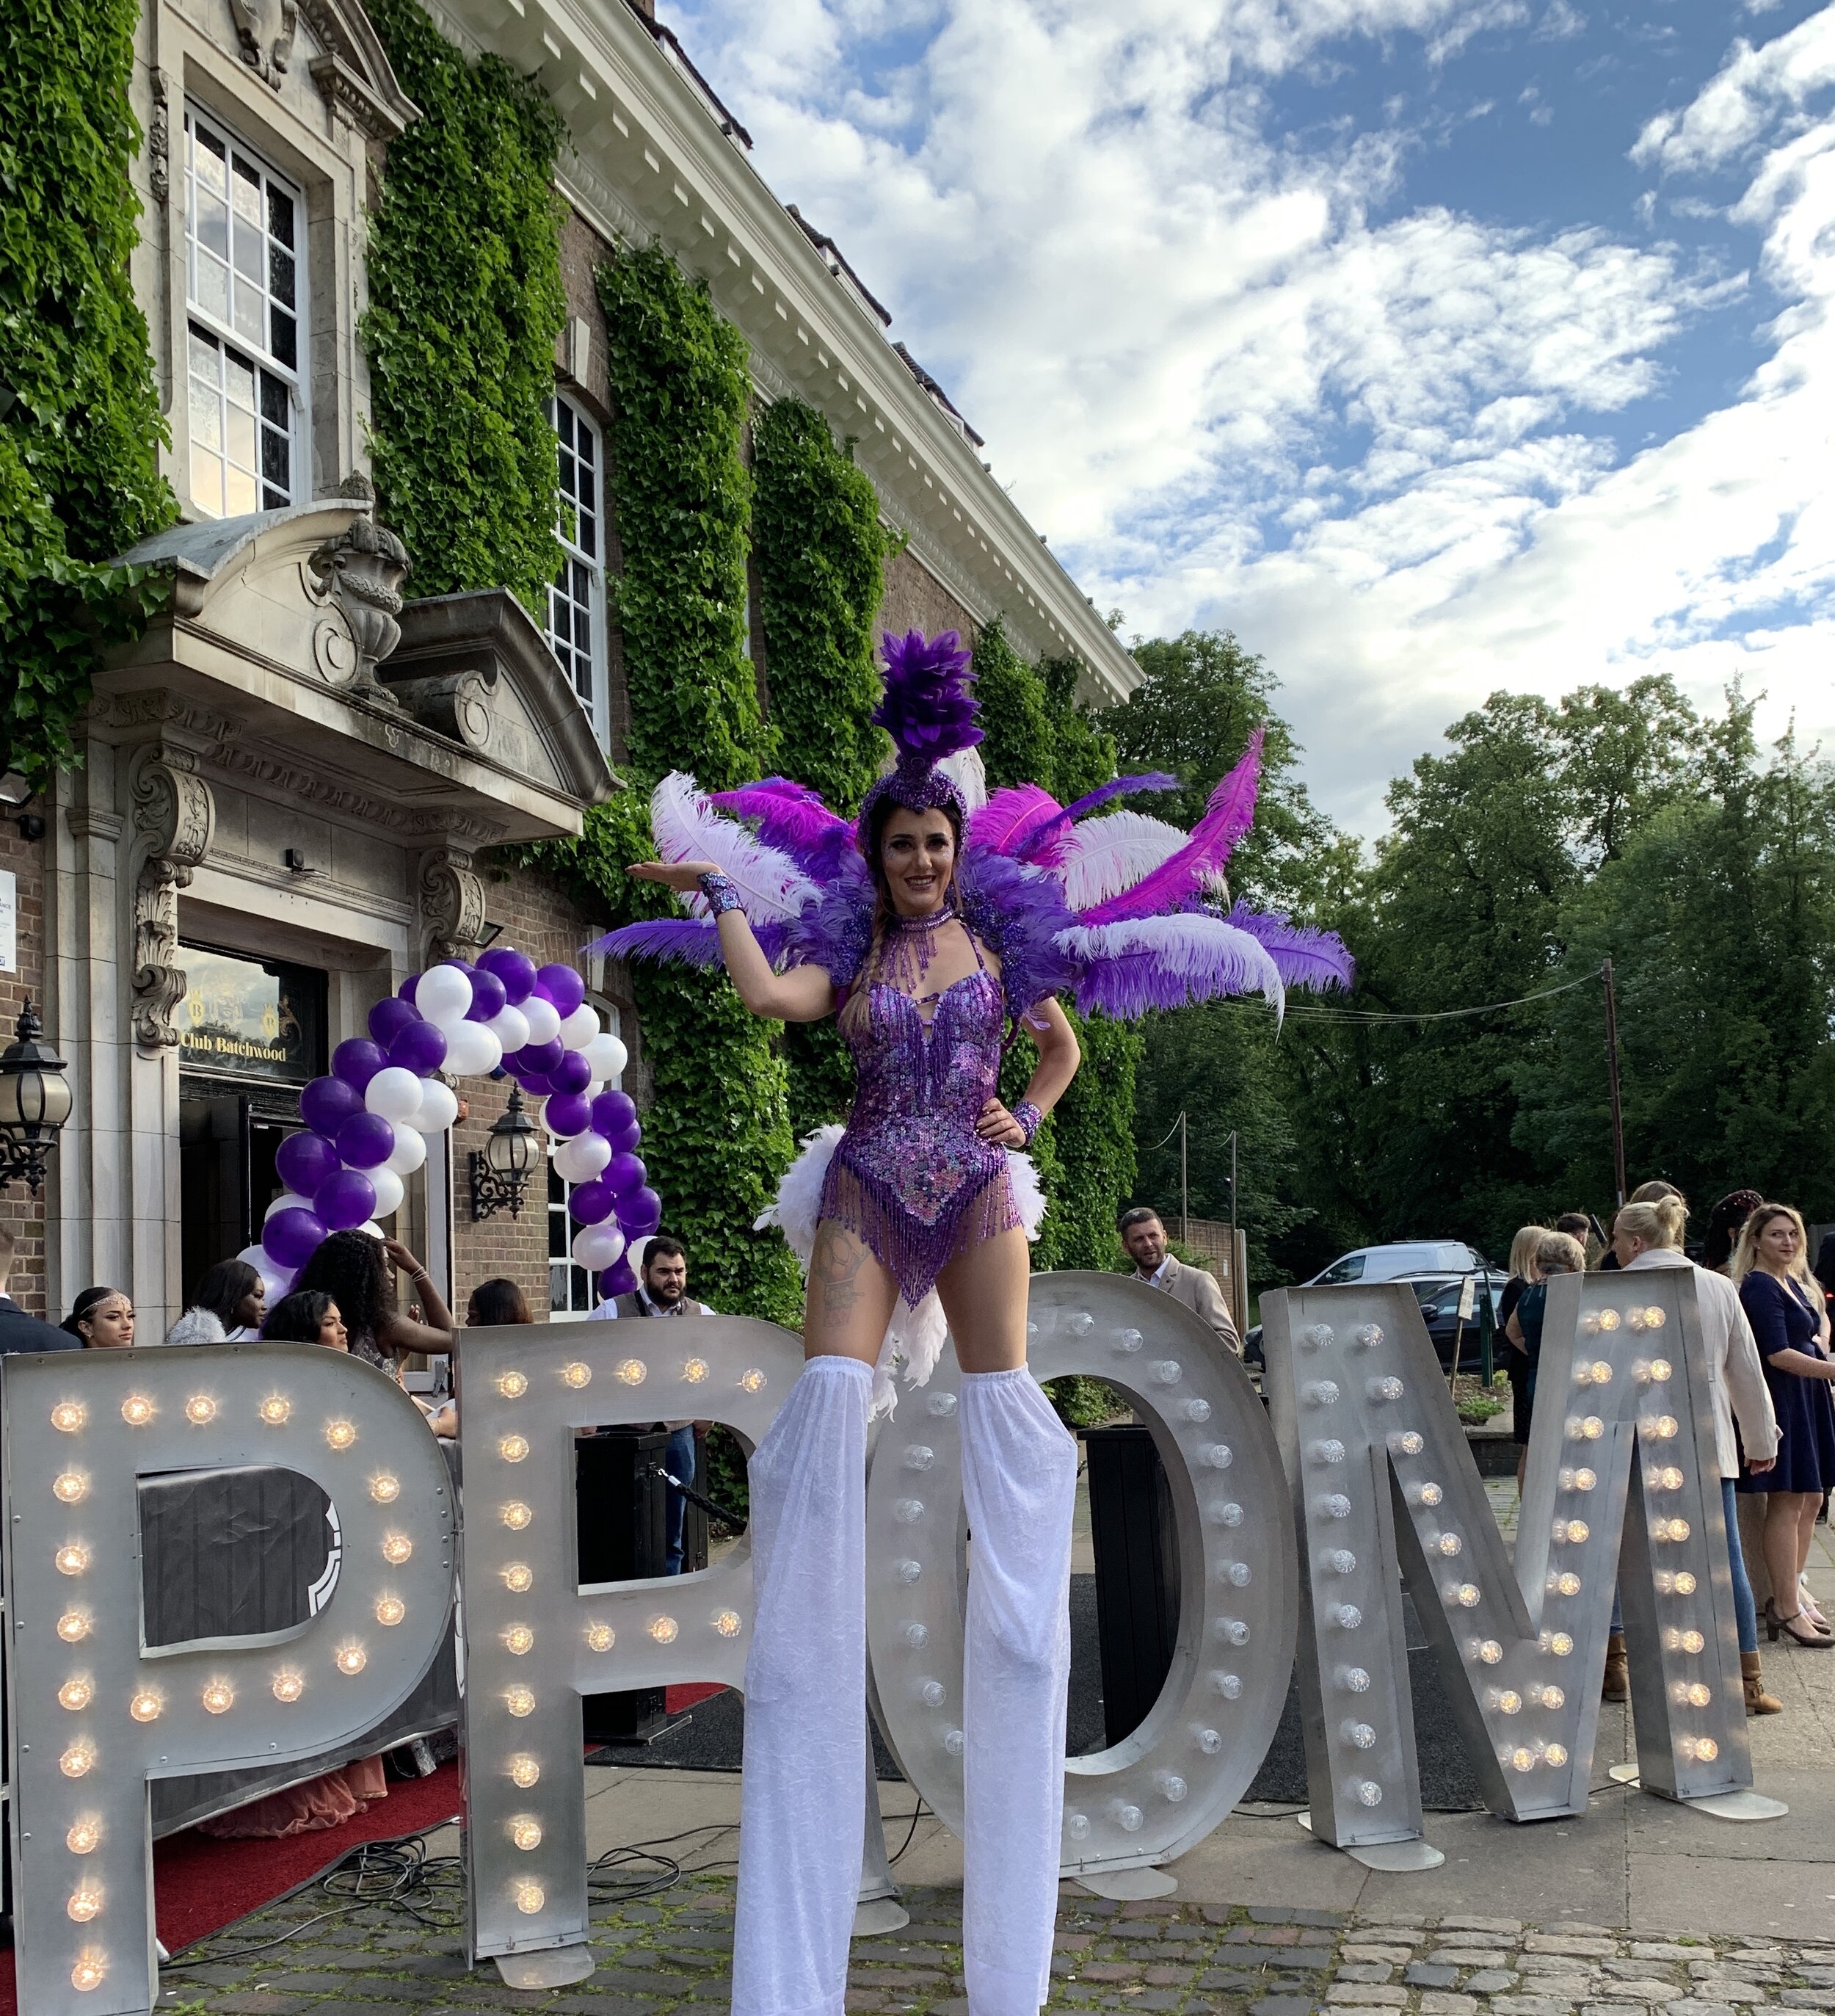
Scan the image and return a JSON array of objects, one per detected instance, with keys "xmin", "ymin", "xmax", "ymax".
[
  {"xmin": 1743, "ymin": 1650, "xmax": 1783, "ymax": 1715},
  {"xmin": 1602, "ymin": 1631, "xmax": 1629, "ymax": 1701}
]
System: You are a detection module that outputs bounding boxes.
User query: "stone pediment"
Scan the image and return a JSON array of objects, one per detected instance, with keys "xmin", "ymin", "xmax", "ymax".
[
  {"xmin": 383, "ymin": 590, "xmax": 615, "ymax": 811},
  {"xmin": 107, "ymin": 504, "xmax": 614, "ymax": 844}
]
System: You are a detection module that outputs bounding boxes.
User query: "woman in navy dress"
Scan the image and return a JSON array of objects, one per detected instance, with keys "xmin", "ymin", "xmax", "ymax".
[{"xmin": 1734, "ymin": 1203, "xmax": 1835, "ymax": 1646}]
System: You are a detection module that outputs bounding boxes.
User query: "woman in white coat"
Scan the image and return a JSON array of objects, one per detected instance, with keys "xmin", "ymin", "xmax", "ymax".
[{"xmin": 1613, "ymin": 1194, "xmax": 1783, "ymax": 1714}]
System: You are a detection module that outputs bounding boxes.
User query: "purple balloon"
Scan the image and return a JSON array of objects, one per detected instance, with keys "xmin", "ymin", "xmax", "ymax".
[
  {"xmin": 599, "ymin": 1256, "xmax": 639, "ymax": 1299},
  {"xmin": 399, "ymin": 973, "xmax": 419, "ymax": 1005},
  {"xmin": 567, "ymin": 1178, "xmax": 614, "ymax": 1226},
  {"xmin": 550, "ymin": 1049, "xmax": 593, "ymax": 1095},
  {"xmin": 514, "ymin": 1070, "xmax": 555, "ymax": 1098},
  {"xmin": 300, "ymin": 1075, "xmax": 363, "ymax": 1136},
  {"xmin": 517, "ymin": 1038, "xmax": 564, "ymax": 1076},
  {"xmin": 601, "ymin": 1121, "xmax": 642, "ymax": 1156},
  {"xmin": 618, "ymin": 1186, "xmax": 663, "ymax": 1238},
  {"xmin": 479, "ymin": 946, "xmax": 537, "ymax": 1006},
  {"xmin": 276, "ymin": 1129, "xmax": 341, "ymax": 1198},
  {"xmin": 333, "ymin": 1038, "xmax": 388, "ymax": 1092},
  {"xmin": 543, "ymin": 1092, "xmax": 593, "ymax": 1139},
  {"xmin": 465, "ymin": 968, "xmax": 507, "ymax": 1023},
  {"xmin": 537, "ymin": 964, "xmax": 586, "ymax": 1018},
  {"xmin": 264, "ymin": 1205, "xmax": 328, "ymax": 1270},
  {"xmin": 315, "ymin": 1167, "xmax": 378, "ymax": 1233},
  {"xmin": 390, "ymin": 1019, "xmax": 449, "ymax": 1076},
  {"xmin": 336, "ymin": 1112, "xmax": 396, "ymax": 1170},
  {"xmin": 603, "ymin": 1151, "xmax": 647, "ymax": 1198},
  {"xmin": 592, "ymin": 1089, "xmax": 638, "ymax": 1138},
  {"xmin": 443, "ymin": 957, "xmax": 478, "ymax": 982},
  {"xmin": 368, "ymin": 997, "xmax": 420, "ymax": 1047}
]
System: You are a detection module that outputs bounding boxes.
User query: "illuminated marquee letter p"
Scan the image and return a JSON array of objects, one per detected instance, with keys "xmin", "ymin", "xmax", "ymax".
[{"xmin": 2, "ymin": 1344, "xmax": 456, "ymax": 2016}]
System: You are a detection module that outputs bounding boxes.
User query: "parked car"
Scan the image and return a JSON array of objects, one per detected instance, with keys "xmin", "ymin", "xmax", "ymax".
[{"xmin": 1243, "ymin": 1244, "xmax": 1505, "ymax": 1369}]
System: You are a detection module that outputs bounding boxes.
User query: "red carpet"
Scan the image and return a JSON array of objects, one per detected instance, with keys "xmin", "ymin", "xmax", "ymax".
[
  {"xmin": 0, "ymin": 1762, "xmax": 464, "ymax": 2016},
  {"xmin": 666, "ymin": 1682, "xmax": 726, "ymax": 1711}
]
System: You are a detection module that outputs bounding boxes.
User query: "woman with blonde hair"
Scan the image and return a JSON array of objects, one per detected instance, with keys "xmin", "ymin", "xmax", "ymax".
[
  {"xmin": 1732, "ymin": 1203, "xmax": 1835, "ymax": 1649},
  {"xmin": 1500, "ymin": 1226, "xmax": 1549, "ymax": 1476},
  {"xmin": 1614, "ymin": 1194, "xmax": 1783, "ymax": 1709}
]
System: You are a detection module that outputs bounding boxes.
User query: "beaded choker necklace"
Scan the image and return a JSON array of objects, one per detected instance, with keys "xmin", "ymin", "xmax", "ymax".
[{"xmin": 884, "ymin": 900, "xmax": 956, "ymax": 988}]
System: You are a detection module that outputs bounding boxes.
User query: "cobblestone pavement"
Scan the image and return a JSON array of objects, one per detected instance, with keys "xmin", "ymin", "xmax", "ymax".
[{"xmin": 156, "ymin": 1886, "xmax": 1835, "ymax": 2016}]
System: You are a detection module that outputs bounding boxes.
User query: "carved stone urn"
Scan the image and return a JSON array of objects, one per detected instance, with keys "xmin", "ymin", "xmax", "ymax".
[{"xmin": 310, "ymin": 479, "xmax": 412, "ymax": 706}]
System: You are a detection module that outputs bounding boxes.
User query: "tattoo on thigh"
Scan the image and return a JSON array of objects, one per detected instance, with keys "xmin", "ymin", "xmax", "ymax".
[{"xmin": 812, "ymin": 1222, "xmax": 865, "ymax": 1330}]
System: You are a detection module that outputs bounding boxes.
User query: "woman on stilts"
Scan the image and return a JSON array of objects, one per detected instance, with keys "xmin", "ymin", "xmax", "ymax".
[{"xmin": 602, "ymin": 631, "xmax": 1350, "ymax": 2016}]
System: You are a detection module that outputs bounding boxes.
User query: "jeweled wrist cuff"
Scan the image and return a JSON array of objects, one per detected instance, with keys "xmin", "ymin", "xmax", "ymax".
[
  {"xmin": 698, "ymin": 870, "xmax": 746, "ymax": 917},
  {"xmin": 1012, "ymin": 1101, "xmax": 1044, "ymax": 1146}
]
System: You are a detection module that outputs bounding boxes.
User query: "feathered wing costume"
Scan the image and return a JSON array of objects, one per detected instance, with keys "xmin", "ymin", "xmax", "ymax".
[{"xmin": 593, "ymin": 630, "xmax": 1351, "ymax": 1415}]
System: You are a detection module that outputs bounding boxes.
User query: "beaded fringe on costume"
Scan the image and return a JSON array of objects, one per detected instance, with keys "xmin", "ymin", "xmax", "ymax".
[{"xmin": 818, "ymin": 1154, "xmax": 1022, "ymax": 1313}]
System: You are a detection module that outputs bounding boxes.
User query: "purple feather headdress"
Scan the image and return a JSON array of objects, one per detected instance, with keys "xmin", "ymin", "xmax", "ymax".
[{"xmin": 857, "ymin": 630, "xmax": 982, "ymax": 850}]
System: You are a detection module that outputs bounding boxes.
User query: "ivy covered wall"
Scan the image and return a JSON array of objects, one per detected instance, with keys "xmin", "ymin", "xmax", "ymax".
[
  {"xmin": 0, "ymin": 0, "xmax": 175, "ymax": 783},
  {"xmin": 362, "ymin": 0, "xmax": 567, "ymax": 614}
]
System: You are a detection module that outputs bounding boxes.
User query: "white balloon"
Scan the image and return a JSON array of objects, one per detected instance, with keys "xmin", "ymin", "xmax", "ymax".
[
  {"xmin": 584, "ymin": 1031, "xmax": 628, "ymax": 1083},
  {"xmin": 357, "ymin": 1219, "xmax": 385, "ymax": 1241},
  {"xmin": 487, "ymin": 1004, "xmax": 530, "ymax": 1054},
  {"xmin": 238, "ymin": 1244, "xmax": 292, "ymax": 1299},
  {"xmin": 385, "ymin": 1125, "xmax": 427, "ymax": 1175},
  {"xmin": 368, "ymin": 1166, "xmax": 405, "ymax": 1219},
  {"xmin": 366, "ymin": 1065, "xmax": 426, "ymax": 1123},
  {"xmin": 442, "ymin": 1019, "xmax": 502, "ymax": 1076},
  {"xmin": 571, "ymin": 1223, "xmax": 626, "ymax": 1271},
  {"xmin": 553, "ymin": 1131, "xmax": 611, "ymax": 1183},
  {"xmin": 415, "ymin": 963, "xmax": 473, "ymax": 1028},
  {"xmin": 520, "ymin": 994, "xmax": 562, "ymax": 1047},
  {"xmin": 558, "ymin": 1004, "xmax": 600, "ymax": 1051},
  {"xmin": 412, "ymin": 1078, "xmax": 459, "ymax": 1136},
  {"xmin": 264, "ymin": 1191, "xmax": 312, "ymax": 1221}
]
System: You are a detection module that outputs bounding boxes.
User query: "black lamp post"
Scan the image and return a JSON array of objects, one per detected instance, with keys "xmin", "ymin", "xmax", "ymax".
[
  {"xmin": 470, "ymin": 1084, "xmax": 540, "ymax": 1219},
  {"xmin": 0, "ymin": 1000, "xmax": 73, "ymax": 1194}
]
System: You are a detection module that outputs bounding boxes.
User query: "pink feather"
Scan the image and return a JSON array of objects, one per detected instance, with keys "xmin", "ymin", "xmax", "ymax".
[
  {"xmin": 969, "ymin": 785, "xmax": 1064, "ymax": 859},
  {"xmin": 710, "ymin": 777, "xmax": 849, "ymax": 860},
  {"xmin": 1075, "ymin": 731, "xmax": 1265, "ymax": 926}
]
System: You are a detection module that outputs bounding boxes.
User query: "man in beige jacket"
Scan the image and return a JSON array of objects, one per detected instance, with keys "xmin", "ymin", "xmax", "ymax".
[{"xmin": 1118, "ymin": 1208, "xmax": 1241, "ymax": 1356}]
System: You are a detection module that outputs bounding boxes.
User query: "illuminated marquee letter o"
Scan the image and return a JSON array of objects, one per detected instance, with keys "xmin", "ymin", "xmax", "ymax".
[{"xmin": 865, "ymin": 1272, "xmax": 1295, "ymax": 1885}]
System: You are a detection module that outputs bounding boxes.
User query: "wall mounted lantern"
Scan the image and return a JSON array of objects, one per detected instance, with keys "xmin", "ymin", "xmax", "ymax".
[
  {"xmin": 0, "ymin": 999, "xmax": 71, "ymax": 1194},
  {"xmin": 470, "ymin": 1084, "xmax": 539, "ymax": 1219}
]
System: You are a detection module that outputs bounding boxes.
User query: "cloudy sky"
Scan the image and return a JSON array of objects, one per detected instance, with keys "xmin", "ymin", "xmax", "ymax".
[{"xmin": 664, "ymin": 0, "xmax": 1835, "ymax": 832}]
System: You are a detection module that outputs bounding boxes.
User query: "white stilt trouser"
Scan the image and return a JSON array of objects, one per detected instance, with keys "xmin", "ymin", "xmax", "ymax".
[
  {"xmin": 733, "ymin": 1355, "xmax": 871, "ymax": 2016},
  {"xmin": 731, "ymin": 1357, "xmax": 1075, "ymax": 2016},
  {"xmin": 961, "ymin": 1367, "xmax": 1078, "ymax": 2016}
]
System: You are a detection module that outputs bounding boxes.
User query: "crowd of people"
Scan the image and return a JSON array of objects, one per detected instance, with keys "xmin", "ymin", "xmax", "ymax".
[{"xmin": 1500, "ymin": 1183, "xmax": 1835, "ymax": 1719}]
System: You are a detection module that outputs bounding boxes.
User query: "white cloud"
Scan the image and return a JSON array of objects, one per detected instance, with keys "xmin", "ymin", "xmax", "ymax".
[{"xmin": 668, "ymin": 0, "xmax": 1835, "ymax": 830}]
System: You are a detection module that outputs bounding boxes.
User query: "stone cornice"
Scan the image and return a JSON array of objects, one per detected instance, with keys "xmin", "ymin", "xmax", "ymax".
[{"xmin": 431, "ymin": 0, "xmax": 1139, "ymax": 703}]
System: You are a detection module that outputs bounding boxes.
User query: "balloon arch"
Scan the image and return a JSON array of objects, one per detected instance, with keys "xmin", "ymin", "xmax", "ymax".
[{"xmin": 246, "ymin": 948, "xmax": 660, "ymax": 1305}]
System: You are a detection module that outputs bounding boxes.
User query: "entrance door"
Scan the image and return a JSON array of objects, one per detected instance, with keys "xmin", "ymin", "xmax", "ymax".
[{"xmin": 178, "ymin": 1089, "xmax": 294, "ymax": 1305}]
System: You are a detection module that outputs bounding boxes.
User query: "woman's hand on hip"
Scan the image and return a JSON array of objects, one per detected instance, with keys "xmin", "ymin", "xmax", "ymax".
[{"xmin": 975, "ymin": 1097, "xmax": 1026, "ymax": 1148}]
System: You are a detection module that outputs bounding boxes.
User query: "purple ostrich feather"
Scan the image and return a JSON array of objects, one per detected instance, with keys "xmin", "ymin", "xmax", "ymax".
[
  {"xmin": 1226, "ymin": 904, "xmax": 1355, "ymax": 992},
  {"xmin": 873, "ymin": 630, "xmax": 982, "ymax": 776}
]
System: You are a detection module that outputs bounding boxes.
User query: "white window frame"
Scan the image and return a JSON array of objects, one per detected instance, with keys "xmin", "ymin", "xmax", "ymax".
[
  {"xmin": 547, "ymin": 394, "xmax": 608, "ymax": 743},
  {"xmin": 182, "ymin": 104, "xmax": 307, "ymax": 519},
  {"xmin": 548, "ymin": 1159, "xmax": 599, "ymax": 1320}
]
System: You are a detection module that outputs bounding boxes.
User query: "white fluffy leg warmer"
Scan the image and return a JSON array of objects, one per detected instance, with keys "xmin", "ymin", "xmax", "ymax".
[
  {"xmin": 959, "ymin": 1367, "xmax": 1078, "ymax": 2016},
  {"xmin": 733, "ymin": 1355, "xmax": 872, "ymax": 2016}
]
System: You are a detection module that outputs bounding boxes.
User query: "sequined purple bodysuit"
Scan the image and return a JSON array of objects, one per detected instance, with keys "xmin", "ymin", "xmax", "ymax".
[{"xmin": 818, "ymin": 933, "xmax": 1021, "ymax": 1308}]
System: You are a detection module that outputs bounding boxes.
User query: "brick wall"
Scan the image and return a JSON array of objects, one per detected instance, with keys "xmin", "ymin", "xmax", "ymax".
[
  {"xmin": 452, "ymin": 858, "xmax": 619, "ymax": 1321},
  {"xmin": 878, "ymin": 545, "xmax": 978, "ymax": 642},
  {"xmin": 0, "ymin": 816, "xmax": 49, "ymax": 1316}
]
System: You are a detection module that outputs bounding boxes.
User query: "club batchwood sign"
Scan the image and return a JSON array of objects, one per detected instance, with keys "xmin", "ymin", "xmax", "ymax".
[{"xmin": 1, "ymin": 1269, "xmax": 1771, "ymax": 2013}]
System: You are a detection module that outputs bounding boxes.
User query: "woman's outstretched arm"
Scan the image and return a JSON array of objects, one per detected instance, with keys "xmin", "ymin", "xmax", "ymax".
[{"xmin": 628, "ymin": 861, "xmax": 836, "ymax": 1023}]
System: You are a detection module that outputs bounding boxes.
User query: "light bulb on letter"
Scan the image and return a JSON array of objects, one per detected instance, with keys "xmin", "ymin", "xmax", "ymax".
[
  {"xmin": 52, "ymin": 1399, "xmax": 87, "ymax": 1432},
  {"xmin": 70, "ymin": 1951, "xmax": 106, "ymax": 1992},
  {"xmin": 515, "ymin": 1880, "xmax": 545, "ymax": 1915},
  {"xmin": 53, "ymin": 1471, "xmax": 87, "ymax": 1504},
  {"xmin": 504, "ymin": 1625, "xmax": 534, "ymax": 1656},
  {"xmin": 121, "ymin": 1395, "xmax": 153, "ymax": 1426},
  {"xmin": 129, "ymin": 1689, "xmax": 162, "ymax": 1722},
  {"xmin": 58, "ymin": 1678, "xmax": 94, "ymax": 1712},
  {"xmin": 272, "ymin": 1670, "xmax": 305, "ymax": 1704},
  {"xmin": 585, "ymin": 1622, "xmax": 615, "ymax": 1652},
  {"xmin": 561, "ymin": 1360, "xmax": 592, "ymax": 1388},
  {"xmin": 713, "ymin": 1610, "xmax": 742, "ymax": 1637},
  {"xmin": 740, "ymin": 1368, "xmax": 766, "ymax": 1393},
  {"xmin": 60, "ymin": 1740, "xmax": 95, "ymax": 1777},
  {"xmin": 201, "ymin": 1679, "xmax": 235, "ymax": 1714},
  {"xmin": 496, "ymin": 1370, "xmax": 529, "ymax": 1399},
  {"xmin": 325, "ymin": 1418, "xmax": 357, "ymax": 1451},
  {"xmin": 510, "ymin": 1817, "xmax": 542, "ymax": 1851},
  {"xmin": 335, "ymin": 1642, "xmax": 368, "ymax": 1675},
  {"xmin": 501, "ymin": 1501, "xmax": 533, "ymax": 1531},
  {"xmin": 614, "ymin": 1359, "xmax": 646, "ymax": 1386},
  {"xmin": 370, "ymin": 1473, "xmax": 400, "ymax": 1504},
  {"xmin": 67, "ymin": 1887, "xmax": 102, "ymax": 1923},
  {"xmin": 502, "ymin": 1563, "xmax": 534, "ymax": 1593},
  {"xmin": 57, "ymin": 1610, "xmax": 91, "ymax": 1643},
  {"xmin": 647, "ymin": 1615, "xmax": 678, "ymax": 1645},
  {"xmin": 681, "ymin": 1357, "xmax": 708, "ymax": 1384},
  {"xmin": 509, "ymin": 1756, "xmax": 540, "ymax": 1788},
  {"xmin": 67, "ymin": 1819, "xmax": 101, "ymax": 1854},
  {"xmin": 498, "ymin": 1435, "xmax": 529, "ymax": 1462},
  {"xmin": 56, "ymin": 1543, "xmax": 90, "ymax": 1577},
  {"xmin": 258, "ymin": 1395, "xmax": 293, "ymax": 1426},
  {"xmin": 375, "ymin": 1596, "xmax": 407, "ymax": 1627},
  {"xmin": 382, "ymin": 1533, "xmax": 413, "ymax": 1564},
  {"xmin": 505, "ymin": 1686, "xmax": 536, "ymax": 1717},
  {"xmin": 185, "ymin": 1394, "xmax": 217, "ymax": 1425}
]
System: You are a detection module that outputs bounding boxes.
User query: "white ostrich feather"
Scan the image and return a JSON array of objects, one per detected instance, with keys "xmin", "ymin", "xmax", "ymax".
[
  {"xmin": 756, "ymin": 1127, "xmax": 1048, "ymax": 1418},
  {"xmin": 1058, "ymin": 809, "xmax": 1188, "ymax": 910},
  {"xmin": 650, "ymin": 772, "xmax": 818, "ymax": 924},
  {"xmin": 1057, "ymin": 913, "xmax": 1287, "ymax": 1020},
  {"xmin": 938, "ymin": 745, "xmax": 988, "ymax": 815}
]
